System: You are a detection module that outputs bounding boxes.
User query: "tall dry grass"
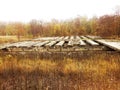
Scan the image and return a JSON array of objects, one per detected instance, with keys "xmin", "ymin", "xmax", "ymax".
[{"xmin": 0, "ymin": 53, "xmax": 120, "ymax": 90}]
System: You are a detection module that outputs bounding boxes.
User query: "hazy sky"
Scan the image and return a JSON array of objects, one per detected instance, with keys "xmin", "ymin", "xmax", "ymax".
[{"xmin": 0, "ymin": 0, "xmax": 119, "ymax": 22}]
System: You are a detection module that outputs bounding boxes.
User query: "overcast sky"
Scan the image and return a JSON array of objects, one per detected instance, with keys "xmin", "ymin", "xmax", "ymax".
[{"xmin": 0, "ymin": 0, "xmax": 119, "ymax": 22}]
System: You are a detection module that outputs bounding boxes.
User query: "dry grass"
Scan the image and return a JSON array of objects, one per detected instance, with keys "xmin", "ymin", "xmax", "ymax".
[
  {"xmin": 0, "ymin": 36, "xmax": 18, "ymax": 43},
  {"xmin": 0, "ymin": 53, "xmax": 120, "ymax": 90},
  {"xmin": 0, "ymin": 35, "xmax": 29, "ymax": 43}
]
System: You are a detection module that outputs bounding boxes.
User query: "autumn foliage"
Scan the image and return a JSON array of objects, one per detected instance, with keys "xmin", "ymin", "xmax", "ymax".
[{"xmin": 0, "ymin": 14, "xmax": 120, "ymax": 38}]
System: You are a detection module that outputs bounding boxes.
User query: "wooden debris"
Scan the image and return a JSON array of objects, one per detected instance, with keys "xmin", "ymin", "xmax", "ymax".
[
  {"xmin": 79, "ymin": 39, "xmax": 86, "ymax": 45},
  {"xmin": 96, "ymin": 39, "xmax": 120, "ymax": 51},
  {"xmin": 34, "ymin": 41, "xmax": 49, "ymax": 47},
  {"xmin": 64, "ymin": 36, "xmax": 69, "ymax": 40},
  {"xmin": 0, "ymin": 35, "xmax": 120, "ymax": 52},
  {"xmin": 68, "ymin": 40, "xmax": 73, "ymax": 46},
  {"xmin": 45, "ymin": 41, "xmax": 58, "ymax": 47},
  {"xmin": 56, "ymin": 36, "xmax": 64, "ymax": 41},
  {"xmin": 70, "ymin": 36, "xmax": 74, "ymax": 40},
  {"xmin": 86, "ymin": 35, "xmax": 101, "ymax": 39},
  {"xmin": 55, "ymin": 41, "xmax": 65, "ymax": 47},
  {"xmin": 81, "ymin": 36, "xmax": 99, "ymax": 45}
]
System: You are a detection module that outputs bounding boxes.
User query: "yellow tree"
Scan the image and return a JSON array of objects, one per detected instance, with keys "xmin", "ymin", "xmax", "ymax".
[{"xmin": 15, "ymin": 22, "xmax": 25, "ymax": 41}]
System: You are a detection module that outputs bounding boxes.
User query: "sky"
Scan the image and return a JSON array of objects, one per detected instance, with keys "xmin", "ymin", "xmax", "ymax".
[{"xmin": 0, "ymin": 0, "xmax": 120, "ymax": 22}]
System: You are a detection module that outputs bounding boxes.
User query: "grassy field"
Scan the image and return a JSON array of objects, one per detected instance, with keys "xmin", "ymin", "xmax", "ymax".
[
  {"xmin": 0, "ymin": 53, "xmax": 120, "ymax": 90},
  {"xmin": 0, "ymin": 35, "xmax": 30, "ymax": 43}
]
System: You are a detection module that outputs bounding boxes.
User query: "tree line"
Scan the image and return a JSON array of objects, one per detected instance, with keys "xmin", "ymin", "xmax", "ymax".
[{"xmin": 0, "ymin": 13, "xmax": 120, "ymax": 38}]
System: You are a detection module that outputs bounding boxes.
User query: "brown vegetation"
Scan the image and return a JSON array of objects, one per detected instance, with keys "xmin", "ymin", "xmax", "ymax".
[
  {"xmin": 0, "ymin": 36, "xmax": 30, "ymax": 44},
  {"xmin": 0, "ymin": 53, "xmax": 120, "ymax": 90},
  {"xmin": 0, "ymin": 12, "xmax": 120, "ymax": 39}
]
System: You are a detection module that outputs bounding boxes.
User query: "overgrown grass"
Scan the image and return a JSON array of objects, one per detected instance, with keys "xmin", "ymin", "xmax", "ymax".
[{"xmin": 0, "ymin": 53, "xmax": 120, "ymax": 90}]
